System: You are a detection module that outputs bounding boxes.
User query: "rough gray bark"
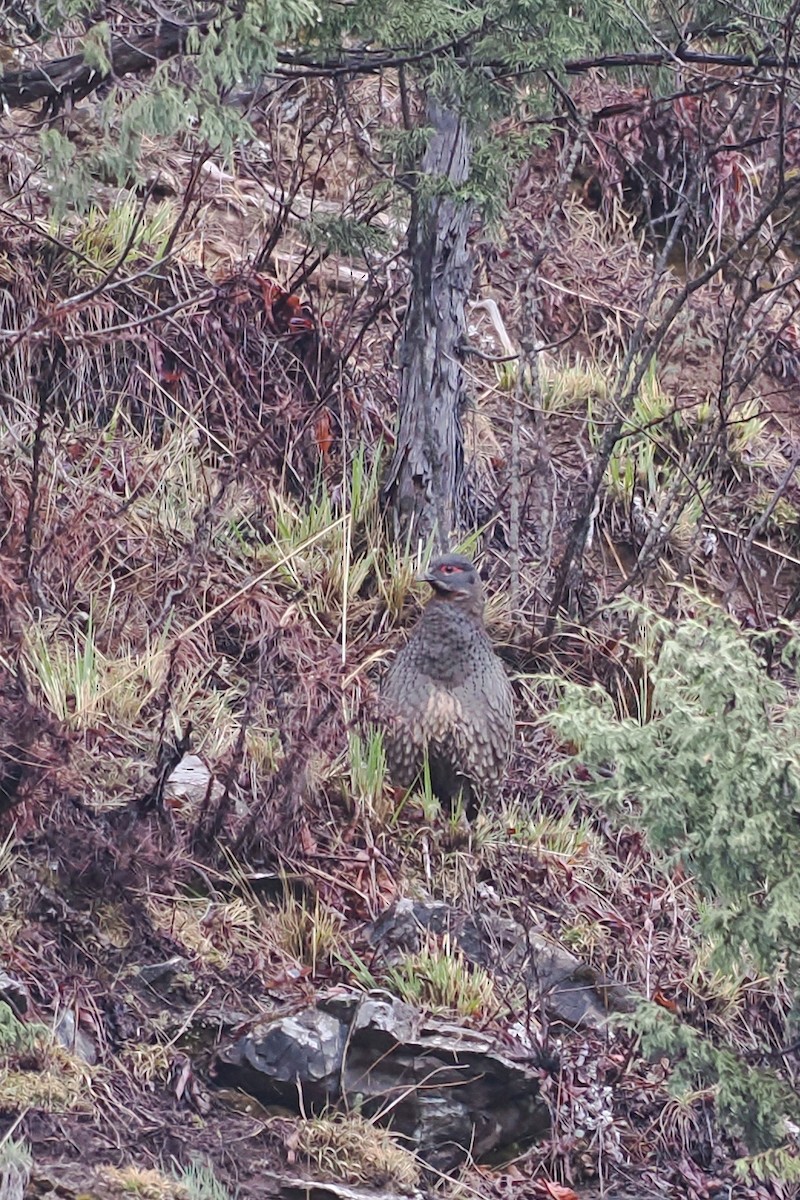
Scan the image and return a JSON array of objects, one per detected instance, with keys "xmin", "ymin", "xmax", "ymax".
[{"xmin": 384, "ymin": 99, "xmax": 473, "ymax": 553}]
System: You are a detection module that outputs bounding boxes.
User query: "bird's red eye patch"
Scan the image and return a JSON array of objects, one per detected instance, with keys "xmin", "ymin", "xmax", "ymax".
[{"xmin": 440, "ymin": 564, "xmax": 462, "ymax": 575}]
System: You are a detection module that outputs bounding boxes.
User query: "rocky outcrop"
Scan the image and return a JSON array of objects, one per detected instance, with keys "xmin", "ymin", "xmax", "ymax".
[
  {"xmin": 368, "ymin": 899, "xmax": 634, "ymax": 1030},
  {"xmin": 214, "ymin": 990, "xmax": 549, "ymax": 1172}
]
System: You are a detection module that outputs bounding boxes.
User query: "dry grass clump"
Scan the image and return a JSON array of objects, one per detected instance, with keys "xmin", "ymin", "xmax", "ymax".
[
  {"xmin": 98, "ymin": 1165, "xmax": 190, "ymax": 1200},
  {"xmin": 98, "ymin": 1157, "xmax": 233, "ymax": 1199},
  {"xmin": 385, "ymin": 934, "xmax": 500, "ymax": 1019},
  {"xmin": 119, "ymin": 1041, "xmax": 175, "ymax": 1089},
  {"xmin": 0, "ymin": 1002, "xmax": 95, "ymax": 1115},
  {"xmin": 0, "ymin": 1137, "xmax": 32, "ymax": 1200},
  {"xmin": 296, "ymin": 1113, "xmax": 420, "ymax": 1193},
  {"xmin": 98, "ymin": 1161, "xmax": 232, "ymax": 1200},
  {"xmin": 0, "ymin": 1068, "xmax": 91, "ymax": 1115},
  {"xmin": 147, "ymin": 892, "xmax": 284, "ymax": 971},
  {"xmin": 146, "ymin": 882, "xmax": 346, "ymax": 980},
  {"xmin": 270, "ymin": 891, "xmax": 346, "ymax": 975},
  {"xmin": 540, "ymin": 353, "xmax": 610, "ymax": 413},
  {"xmin": 21, "ymin": 616, "xmax": 172, "ymax": 737},
  {"xmin": 147, "ymin": 896, "xmax": 229, "ymax": 967}
]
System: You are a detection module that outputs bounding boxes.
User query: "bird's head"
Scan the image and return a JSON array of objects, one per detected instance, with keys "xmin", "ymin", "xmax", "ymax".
[{"xmin": 421, "ymin": 554, "xmax": 485, "ymax": 617}]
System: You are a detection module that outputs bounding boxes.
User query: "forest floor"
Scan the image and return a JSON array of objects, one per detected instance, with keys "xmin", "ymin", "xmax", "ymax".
[{"xmin": 0, "ymin": 70, "xmax": 799, "ymax": 1200}]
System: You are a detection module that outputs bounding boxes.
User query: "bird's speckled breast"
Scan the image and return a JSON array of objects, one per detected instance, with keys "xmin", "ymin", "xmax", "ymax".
[{"xmin": 402, "ymin": 602, "xmax": 488, "ymax": 686}]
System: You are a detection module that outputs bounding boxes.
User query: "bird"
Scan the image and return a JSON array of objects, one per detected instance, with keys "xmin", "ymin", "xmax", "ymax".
[{"xmin": 379, "ymin": 554, "xmax": 515, "ymax": 817}]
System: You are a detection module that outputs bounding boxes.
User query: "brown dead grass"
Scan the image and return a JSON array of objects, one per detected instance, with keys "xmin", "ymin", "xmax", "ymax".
[
  {"xmin": 97, "ymin": 1165, "xmax": 190, "ymax": 1200},
  {"xmin": 295, "ymin": 1113, "xmax": 421, "ymax": 1193}
]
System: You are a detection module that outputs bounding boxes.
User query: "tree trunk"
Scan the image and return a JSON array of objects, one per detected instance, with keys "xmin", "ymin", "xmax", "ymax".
[{"xmin": 384, "ymin": 98, "xmax": 473, "ymax": 553}]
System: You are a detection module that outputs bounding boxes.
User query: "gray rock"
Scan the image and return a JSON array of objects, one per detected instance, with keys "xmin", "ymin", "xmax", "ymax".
[
  {"xmin": 368, "ymin": 900, "xmax": 634, "ymax": 1029},
  {"xmin": 216, "ymin": 1007, "xmax": 347, "ymax": 1108},
  {"xmin": 163, "ymin": 753, "xmax": 222, "ymax": 808},
  {"xmin": 260, "ymin": 1174, "xmax": 423, "ymax": 1200},
  {"xmin": 214, "ymin": 991, "xmax": 548, "ymax": 1172},
  {"xmin": 55, "ymin": 1008, "xmax": 97, "ymax": 1065},
  {"xmin": 0, "ymin": 968, "xmax": 28, "ymax": 1015},
  {"xmin": 137, "ymin": 956, "xmax": 189, "ymax": 987},
  {"xmin": 348, "ymin": 993, "xmax": 416, "ymax": 1043}
]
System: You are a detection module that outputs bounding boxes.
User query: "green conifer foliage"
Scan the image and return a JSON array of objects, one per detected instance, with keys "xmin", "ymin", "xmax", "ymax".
[
  {"xmin": 552, "ymin": 598, "xmax": 800, "ymax": 1157},
  {"xmin": 6, "ymin": 0, "xmax": 719, "ymax": 211},
  {"xmin": 0, "ymin": 0, "xmax": 789, "ymax": 216},
  {"xmin": 555, "ymin": 600, "xmax": 800, "ymax": 983}
]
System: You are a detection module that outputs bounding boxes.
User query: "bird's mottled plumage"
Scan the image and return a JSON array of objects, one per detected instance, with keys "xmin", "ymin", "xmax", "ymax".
[{"xmin": 380, "ymin": 554, "xmax": 515, "ymax": 814}]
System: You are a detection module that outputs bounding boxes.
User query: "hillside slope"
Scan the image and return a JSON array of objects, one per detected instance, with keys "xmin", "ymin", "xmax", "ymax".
[{"xmin": 0, "ymin": 67, "xmax": 799, "ymax": 1200}]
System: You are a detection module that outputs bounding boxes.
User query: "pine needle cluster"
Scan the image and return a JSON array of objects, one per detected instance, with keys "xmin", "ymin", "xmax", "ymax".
[{"xmin": 552, "ymin": 596, "xmax": 800, "ymax": 1160}]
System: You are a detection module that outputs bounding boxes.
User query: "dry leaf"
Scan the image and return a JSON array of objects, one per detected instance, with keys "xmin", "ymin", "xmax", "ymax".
[{"xmin": 534, "ymin": 1181, "xmax": 580, "ymax": 1200}]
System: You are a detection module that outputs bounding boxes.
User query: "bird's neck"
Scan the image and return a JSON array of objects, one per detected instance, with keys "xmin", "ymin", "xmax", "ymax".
[
  {"xmin": 411, "ymin": 600, "xmax": 487, "ymax": 684},
  {"xmin": 426, "ymin": 593, "xmax": 485, "ymax": 623},
  {"xmin": 420, "ymin": 596, "xmax": 485, "ymax": 636}
]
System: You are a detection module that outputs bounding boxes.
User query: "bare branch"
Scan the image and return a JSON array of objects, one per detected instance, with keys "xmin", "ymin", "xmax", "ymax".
[{"xmin": 564, "ymin": 47, "xmax": 800, "ymax": 73}]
